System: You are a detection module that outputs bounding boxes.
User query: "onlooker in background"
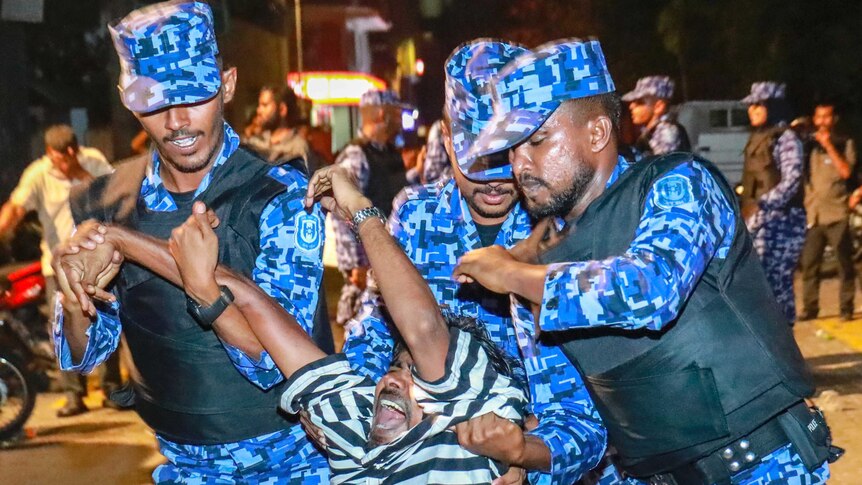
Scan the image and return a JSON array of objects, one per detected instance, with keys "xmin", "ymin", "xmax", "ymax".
[
  {"xmin": 740, "ymin": 81, "xmax": 806, "ymax": 324},
  {"xmin": 800, "ymin": 102, "xmax": 857, "ymax": 321},
  {"xmin": 0, "ymin": 124, "xmax": 122, "ymax": 417},
  {"xmin": 331, "ymin": 89, "xmax": 407, "ymax": 326},
  {"xmin": 242, "ymin": 85, "xmax": 310, "ymax": 171},
  {"xmin": 622, "ymin": 75, "xmax": 690, "ymax": 156},
  {"xmin": 421, "ymin": 119, "xmax": 453, "ymax": 184}
]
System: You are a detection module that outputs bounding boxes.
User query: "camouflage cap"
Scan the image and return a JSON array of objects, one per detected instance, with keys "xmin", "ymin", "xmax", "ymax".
[
  {"xmin": 445, "ymin": 39, "xmax": 529, "ymax": 181},
  {"xmin": 109, "ymin": 0, "xmax": 221, "ymax": 114},
  {"xmin": 359, "ymin": 89, "xmax": 402, "ymax": 107},
  {"xmin": 621, "ymin": 75, "xmax": 674, "ymax": 102},
  {"xmin": 741, "ymin": 81, "xmax": 786, "ymax": 104},
  {"xmin": 464, "ymin": 38, "xmax": 615, "ymax": 165}
]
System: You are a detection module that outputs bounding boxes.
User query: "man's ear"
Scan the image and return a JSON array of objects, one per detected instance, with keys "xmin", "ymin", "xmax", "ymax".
[
  {"xmin": 588, "ymin": 116, "xmax": 612, "ymax": 153},
  {"xmin": 65, "ymin": 146, "xmax": 77, "ymax": 158},
  {"xmin": 221, "ymin": 67, "xmax": 238, "ymax": 104},
  {"xmin": 654, "ymin": 99, "xmax": 667, "ymax": 115}
]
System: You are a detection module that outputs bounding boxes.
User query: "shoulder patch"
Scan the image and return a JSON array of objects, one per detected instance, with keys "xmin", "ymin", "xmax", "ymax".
[
  {"xmin": 653, "ymin": 173, "xmax": 694, "ymax": 210},
  {"xmin": 296, "ymin": 212, "xmax": 322, "ymax": 252}
]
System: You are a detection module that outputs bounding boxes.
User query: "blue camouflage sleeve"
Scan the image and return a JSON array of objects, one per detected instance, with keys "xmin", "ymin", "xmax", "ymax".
[
  {"xmin": 341, "ymin": 290, "xmax": 395, "ymax": 381},
  {"xmin": 511, "ymin": 302, "xmax": 607, "ymax": 485},
  {"xmin": 54, "ymin": 300, "xmax": 122, "ymax": 374},
  {"xmin": 649, "ymin": 122, "xmax": 683, "ymax": 155},
  {"xmin": 539, "ymin": 161, "xmax": 735, "ymax": 332},
  {"xmin": 759, "ymin": 130, "xmax": 803, "ymax": 211},
  {"xmin": 332, "ymin": 145, "xmax": 370, "ymax": 271},
  {"xmin": 221, "ymin": 166, "xmax": 326, "ymax": 389}
]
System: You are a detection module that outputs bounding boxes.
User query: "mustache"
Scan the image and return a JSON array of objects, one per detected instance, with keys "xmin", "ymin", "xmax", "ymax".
[
  {"xmin": 517, "ymin": 173, "xmax": 550, "ymax": 189},
  {"xmin": 164, "ymin": 129, "xmax": 202, "ymax": 143},
  {"xmin": 475, "ymin": 185, "xmax": 515, "ymax": 196},
  {"xmin": 378, "ymin": 388, "xmax": 407, "ymax": 402}
]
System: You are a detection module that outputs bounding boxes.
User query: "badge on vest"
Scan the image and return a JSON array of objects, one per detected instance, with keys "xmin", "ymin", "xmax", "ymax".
[
  {"xmin": 654, "ymin": 174, "xmax": 694, "ymax": 210},
  {"xmin": 296, "ymin": 213, "xmax": 322, "ymax": 252}
]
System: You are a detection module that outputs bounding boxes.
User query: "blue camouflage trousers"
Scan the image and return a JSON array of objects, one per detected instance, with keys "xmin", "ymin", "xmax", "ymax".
[
  {"xmin": 152, "ymin": 429, "xmax": 329, "ymax": 484},
  {"xmin": 751, "ymin": 208, "xmax": 807, "ymax": 324},
  {"xmin": 582, "ymin": 443, "xmax": 829, "ymax": 485}
]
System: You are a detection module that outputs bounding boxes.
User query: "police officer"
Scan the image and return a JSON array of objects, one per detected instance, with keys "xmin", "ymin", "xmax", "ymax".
[
  {"xmin": 52, "ymin": 2, "xmax": 330, "ymax": 482},
  {"xmin": 453, "ymin": 39, "xmax": 835, "ymax": 484},
  {"xmin": 341, "ymin": 40, "xmax": 606, "ymax": 485},
  {"xmin": 622, "ymin": 76, "xmax": 691, "ymax": 156},
  {"xmin": 740, "ymin": 81, "xmax": 806, "ymax": 324},
  {"xmin": 331, "ymin": 89, "xmax": 408, "ymax": 326}
]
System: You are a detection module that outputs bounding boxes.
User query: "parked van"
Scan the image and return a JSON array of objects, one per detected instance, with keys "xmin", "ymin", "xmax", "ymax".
[{"xmin": 675, "ymin": 100, "xmax": 750, "ymax": 185}]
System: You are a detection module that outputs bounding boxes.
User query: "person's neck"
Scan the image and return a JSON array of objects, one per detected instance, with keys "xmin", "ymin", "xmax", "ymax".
[
  {"xmin": 564, "ymin": 151, "xmax": 619, "ymax": 223},
  {"xmin": 646, "ymin": 110, "xmax": 665, "ymax": 131}
]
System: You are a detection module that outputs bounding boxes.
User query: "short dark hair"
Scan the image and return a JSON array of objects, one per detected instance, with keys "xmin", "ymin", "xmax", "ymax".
[
  {"xmin": 260, "ymin": 84, "xmax": 301, "ymax": 127},
  {"xmin": 564, "ymin": 92, "xmax": 622, "ymax": 137},
  {"xmin": 44, "ymin": 124, "xmax": 78, "ymax": 152},
  {"xmin": 392, "ymin": 313, "xmax": 523, "ymax": 384}
]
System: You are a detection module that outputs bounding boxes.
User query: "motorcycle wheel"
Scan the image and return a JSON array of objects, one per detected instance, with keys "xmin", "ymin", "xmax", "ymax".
[{"xmin": 0, "ymin": 350, "xmax": 36, "ymax": 441}]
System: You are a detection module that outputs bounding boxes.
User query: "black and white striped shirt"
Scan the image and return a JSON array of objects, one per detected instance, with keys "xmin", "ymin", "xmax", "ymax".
[{"xmin": 281, "ymin": 328, "xmax": 527, "ymax": 484}]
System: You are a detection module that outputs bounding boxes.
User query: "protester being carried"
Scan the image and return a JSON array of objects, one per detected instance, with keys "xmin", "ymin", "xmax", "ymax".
[{"xmin": 58, "ymin": 164, "xmax": 527, "ymax": 484}]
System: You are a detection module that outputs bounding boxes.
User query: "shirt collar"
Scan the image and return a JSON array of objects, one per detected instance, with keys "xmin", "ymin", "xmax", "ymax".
[{"xmin": 140, "ymin": 122, "xmax": 240, "ymax": 211}]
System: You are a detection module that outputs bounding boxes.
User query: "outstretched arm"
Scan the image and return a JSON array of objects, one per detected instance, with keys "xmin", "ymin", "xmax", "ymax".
[
  {"xmin": 69, "ymin": 208, "xmax": 326, "ymax": 377},
  {"xmin": 305, "ymin": 165, "xmax": 450, "ymax": 381}
]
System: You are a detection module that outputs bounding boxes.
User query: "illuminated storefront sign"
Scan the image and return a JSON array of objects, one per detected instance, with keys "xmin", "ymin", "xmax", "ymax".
[{"xmin": 287, "ymin": 71, "xmax": 387, "ymax": 105}]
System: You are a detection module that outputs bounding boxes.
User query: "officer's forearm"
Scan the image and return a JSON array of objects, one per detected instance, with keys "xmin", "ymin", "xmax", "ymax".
[
  {"xmin": 506, "ymin": 262, "xmax": 550, "ymax": 305},
  {"xmin": 513, "ymin": 435, "xmax": 552, "ymax": 472}
]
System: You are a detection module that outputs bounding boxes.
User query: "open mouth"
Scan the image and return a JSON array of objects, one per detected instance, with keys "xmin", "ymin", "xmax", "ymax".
[{"xmin": 168, "ymin": 135, "xmax": 199, "ymax": 149}]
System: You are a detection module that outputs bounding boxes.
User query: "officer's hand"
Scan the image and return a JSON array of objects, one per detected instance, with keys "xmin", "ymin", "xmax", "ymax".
[
  {"xmin": 305, "ymin": 165, "xmax": 373, "ymax": 221},
  {"xmin": 53, "ymin": 220, "xmax": 122, "ymax": 316},
  {"xmin": 455, "ymin": 413, "xmax": 526, "ymax": 466},
  {"xmin": 169, "ymin": 201, "xmax": 220, "ymax": 305},
  {"xmin": 510, "ymin": 217, "xmax": 561, "ymax": 264},
  {"xmin": 493, "ymin": 466, "xmax": 526, "ymax": 485},
  {"xmin": 453, "ymin": 245, "xmax": 517, "ymax": 294}
]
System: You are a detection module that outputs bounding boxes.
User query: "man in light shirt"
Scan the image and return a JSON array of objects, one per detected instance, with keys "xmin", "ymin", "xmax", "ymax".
[{"xmin": 0, "ymin": 124, "xmax": 120, "ymax": 417}]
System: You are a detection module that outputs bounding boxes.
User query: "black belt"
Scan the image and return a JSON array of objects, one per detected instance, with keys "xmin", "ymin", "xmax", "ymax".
[{"xmin": 648, "ymin": 410, "xmax": 792, "ymax": 485}]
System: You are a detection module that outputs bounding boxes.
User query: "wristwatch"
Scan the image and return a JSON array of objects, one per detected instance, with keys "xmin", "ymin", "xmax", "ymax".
[
  {"xmin": 350, "ymin": 206, "xmax": 386, "ymax": 237},
  {"xmin": 186, "ymin": 285, "xmax": 234, "ymax": 329}
]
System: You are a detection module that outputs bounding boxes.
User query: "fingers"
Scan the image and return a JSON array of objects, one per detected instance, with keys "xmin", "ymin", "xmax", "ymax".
[
  {"xmin": 87, "ymin": 285, "xmax": 117, "ymax": 303},
  {"xmin": 492, "ymin": 467, "xmax": 525, "ymax": 485}
]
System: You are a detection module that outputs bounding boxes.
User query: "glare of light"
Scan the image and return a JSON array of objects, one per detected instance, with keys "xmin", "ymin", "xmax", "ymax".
[
  {"xmin": 415, "ymin": 59, "xmax": 425, "ymax": 76},
  {"xmin": 402, "ymin": 111, "xmax": 416, "ymax": 131}
]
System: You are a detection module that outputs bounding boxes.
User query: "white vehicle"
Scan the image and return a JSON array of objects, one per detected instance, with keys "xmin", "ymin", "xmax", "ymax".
[{"xmin": 676, "ymin": 101, "xmax": 750, "ymax": 186}]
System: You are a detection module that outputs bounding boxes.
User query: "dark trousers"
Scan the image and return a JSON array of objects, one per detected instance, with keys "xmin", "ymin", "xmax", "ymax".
[
  {"xmin": 801, "ymin": 221, "xmax": 855, "ymax": 315},
  {"xmin": 47, "ymin": 276, "xmax": 123, "ymax": 397}
]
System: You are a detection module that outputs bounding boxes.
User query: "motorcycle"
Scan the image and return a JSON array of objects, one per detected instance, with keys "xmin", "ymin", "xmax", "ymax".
[{"xmin": 0, "ymin": 261, "xmax": 51, "ymax": 442}]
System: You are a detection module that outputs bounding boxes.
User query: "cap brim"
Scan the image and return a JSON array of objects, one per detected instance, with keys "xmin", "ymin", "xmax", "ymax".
[
  {"xmin": 462, "ymin": 106, "xmax": 555, "ymax": 169},
  {"xmin": 741, "ymin": 94, "xmax": 764, "ymax": 105},
  {"xmin": 119, "ymin": 61, "xmax": 221, "ymax": 113},
  {"xmin": 620, "ymin": 89, "xmax": 646, "ymax": 102}
]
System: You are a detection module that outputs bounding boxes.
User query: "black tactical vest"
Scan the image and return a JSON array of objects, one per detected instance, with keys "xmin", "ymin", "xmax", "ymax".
[
  {"xmin": 355, "ymin": 139, "xmax": 407, "ymax": 216},
  {"xmin": 741, "ymin": 126, "xmax": 804, "ymax": 209},
  {"xmin": 70, "ymin": 149, "xmax": 332, "ymax": 444},
  {"xmin": 540, "ymin": 153, "xmax": 814, "ymax": 476}
]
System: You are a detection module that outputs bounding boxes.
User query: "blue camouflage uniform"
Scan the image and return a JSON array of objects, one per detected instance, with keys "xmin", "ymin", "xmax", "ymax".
[
  {"xmin": 622, "ymin": 76, "xmax": 690, "ymax": 156},
  {"xmin": 512, "ymin": 156, "xmax": 827, "ymax": 484},
  {"xmin": 462, "ymin": 41, "xmax": 828, "ymax": 485},
  {"xmin": 54, "ymin": 3, "xmax": 329, "ymax": 482},
  {"xmin": 742, "ymin": 82, "xmax": 807, "ymax": 323},
  {"xmin": 55, "ymin": 123, "xmax": 330, "ymax": 484},
  {"xmin": 342, "ymin": 39, "xmax": 607, "ymax": 485}
]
